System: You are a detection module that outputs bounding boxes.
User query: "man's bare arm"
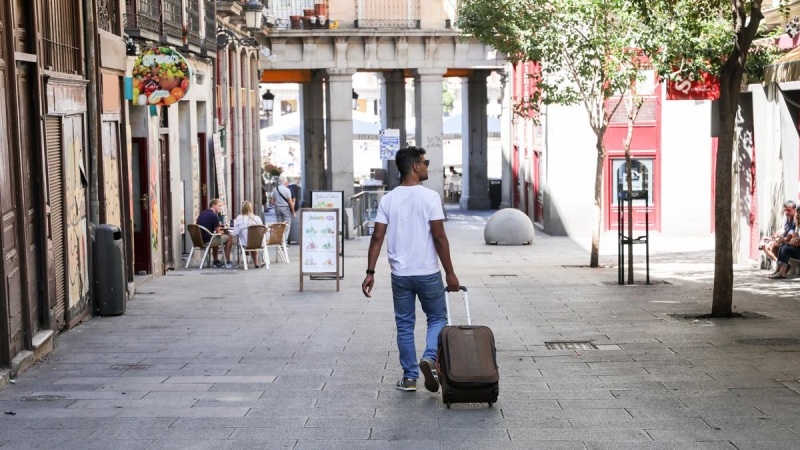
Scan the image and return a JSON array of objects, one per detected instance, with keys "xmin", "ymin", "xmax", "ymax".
[
  {"xmin": 362, "ymin": 222, "xmax": 387, "ymax": 297},
  {"xmin": 430, "ymin": 220, "xmax": 459, "ymax": 291}
]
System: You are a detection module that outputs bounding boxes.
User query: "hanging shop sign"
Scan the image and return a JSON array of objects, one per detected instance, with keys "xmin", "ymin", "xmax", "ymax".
[
  {"xmin": 666, "ymin": 71, "xmax": 719, "ymax": 100},
  {"xmin": 132, "ymin": 47, "xmax": 192, "ymax": 107}
]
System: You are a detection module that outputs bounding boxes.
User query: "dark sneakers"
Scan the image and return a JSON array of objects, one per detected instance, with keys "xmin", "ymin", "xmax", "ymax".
[
  {"xmin": 419, "ymin": 359, "xmax": 440, "ymax": 392},
  {"xmin": 396, "ymin": 378, "xmax": 417, "ymax": 391}
]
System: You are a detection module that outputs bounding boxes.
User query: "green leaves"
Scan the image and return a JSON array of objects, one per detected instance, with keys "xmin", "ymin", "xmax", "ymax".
[{"xmin": 460, "ymin": 0, "xmax": 654, "ymax": 129}]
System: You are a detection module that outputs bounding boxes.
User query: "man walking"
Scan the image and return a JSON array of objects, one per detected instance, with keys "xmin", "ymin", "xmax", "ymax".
[
  {"xmin": 272, "ymin": 176, "xmax": 296, "ymax": 239},
  {"xmin": 362, "ymin": 146, "xmax": 460, "ymax": 392}
]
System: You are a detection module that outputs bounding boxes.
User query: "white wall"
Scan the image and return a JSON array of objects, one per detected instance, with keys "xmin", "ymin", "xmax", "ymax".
[
  {"xmin": 542, "ymin": 103, "xmax": 598, "ymax": 236},
  {"xmin": 660, "ymin": 94, "xmax": 713, "ymax": 236},
  {"xmin": 542, "ymin": 90, "xmax": 715, "ymax": 238}
]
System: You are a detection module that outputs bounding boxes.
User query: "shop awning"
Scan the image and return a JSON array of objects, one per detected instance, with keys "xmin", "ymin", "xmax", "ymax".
[{"xmin": 764, "ymin": 45, "xmax": 800, "ymax": 84}]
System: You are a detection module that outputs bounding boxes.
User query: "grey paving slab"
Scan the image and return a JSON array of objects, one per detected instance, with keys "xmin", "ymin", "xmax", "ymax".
[
  {"xmin": 0, "ymin": 438, "xmax": 154, "ymax": 450},
  {"xmin": 510, "ymin": 428, "xmax": 651, "ymax": 442},
  {"xmin": 731, "ymin": 442, "xmax": 800, "ymax": 450},
  {"xmin": 372, "ymin": 427, "xmax": 510, "ymax": 441},
  {"xmin": 86, "ymin": 428, "xmax": 235, "ymax": 440},
  {"xmin": 144, "ymin": 439, "xmax": 297, "ymax": 450},
  {"xmin": 585, "ymin": 443, "xmax": 736, "ymax": 450},
  {"xmin": 439, "ymin": 442, "xmax": 585, "ymax": 450},
  {"xmin": 648, "ymin": 427, "xmax": 798, "ymax": 442},
  {"xmin": 230, "ymin": 427, "xmax": 371, "ymax": 440},
  {"xmin": 116, "ymin": 407, "xmax": 249, "ymax": 418},
  {"xmin": 295, "ymin": 441, "xmax": 441, "ymax": 450}
]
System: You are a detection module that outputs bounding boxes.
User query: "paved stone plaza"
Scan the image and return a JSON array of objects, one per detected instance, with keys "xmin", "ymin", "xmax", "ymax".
[{"xmin": 0, "ymin": 209, "xmax": 799, "ymax": 449}]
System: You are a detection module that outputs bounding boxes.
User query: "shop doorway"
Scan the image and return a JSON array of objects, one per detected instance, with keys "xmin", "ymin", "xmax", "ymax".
[
  {"xmin": 198, "ymin": 133, "xmax": 208, "ymax": 208},
  {"xmin": 131, "ymin": 138, "xmax": 151, "ymax": 274},
  {"xmin": 159, "ymin": 136, "xmax": 173, "ymax": 272}
]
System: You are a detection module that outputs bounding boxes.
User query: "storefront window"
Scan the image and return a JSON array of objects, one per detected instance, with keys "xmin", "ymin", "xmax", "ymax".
[{"xmin": 612, "ymin": 158, "xmax": 653, "ymax": 206}]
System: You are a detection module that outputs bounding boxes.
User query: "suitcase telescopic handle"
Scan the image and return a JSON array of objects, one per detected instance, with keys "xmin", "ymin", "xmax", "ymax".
[{"xmin": 444, "ymin": 286, "xmax": 470, "ymax": 326}]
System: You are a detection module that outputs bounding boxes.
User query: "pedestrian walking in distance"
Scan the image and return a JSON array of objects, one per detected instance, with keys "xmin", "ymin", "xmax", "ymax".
[{"xmin": 362, "ymin": 146, "xmax": 460, "ymax": 392}]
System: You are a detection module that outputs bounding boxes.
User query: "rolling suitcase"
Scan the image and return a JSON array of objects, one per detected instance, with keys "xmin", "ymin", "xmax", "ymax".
[{"xmin": 436, "ymin": 286, "xmax": 499, "ymax": 408}]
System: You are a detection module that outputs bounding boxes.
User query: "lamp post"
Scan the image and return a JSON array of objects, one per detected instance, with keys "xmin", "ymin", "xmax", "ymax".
[
  {"xmin": 243, "ymin": 0, "xmax": 263, "ymax": 32},
  {"xmin": 262, "ymin": 90, "xmax": 275, "ymax": 127},
  {"xmin": 352, "ymin": 89, "xmax": 359, "ymax": 110}
]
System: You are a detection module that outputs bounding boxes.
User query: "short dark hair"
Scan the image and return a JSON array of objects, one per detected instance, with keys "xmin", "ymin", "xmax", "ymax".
[{"xmin": 395, "ymin": 146, "xmax": 426, "ymax": 179}]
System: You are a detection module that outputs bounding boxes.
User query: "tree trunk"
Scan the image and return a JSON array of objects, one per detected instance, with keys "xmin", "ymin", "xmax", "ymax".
[
  {"xmin": 711, "ymin": 66, "xmax": 741, "ymax": 318},
  {"xmin": 590, "ymin": 134, "xmax": 605, "ymax": 268}
]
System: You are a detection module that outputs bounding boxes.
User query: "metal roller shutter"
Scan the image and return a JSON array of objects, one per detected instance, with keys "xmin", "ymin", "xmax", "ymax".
[{"xmin": 45, "ymin": 116, "xmax": 66, "ymax": 330}]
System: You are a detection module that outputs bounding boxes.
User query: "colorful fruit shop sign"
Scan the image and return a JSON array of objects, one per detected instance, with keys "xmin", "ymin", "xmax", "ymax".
[{"xmin": 132, "ymin": 47, "xmax": 192, "ymax": 106}]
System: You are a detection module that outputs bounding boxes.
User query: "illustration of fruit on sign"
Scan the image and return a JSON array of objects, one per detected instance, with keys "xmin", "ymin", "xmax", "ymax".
[{"xmin": 132, "ymin": 47, "xmax": 192, "ymax": 107}]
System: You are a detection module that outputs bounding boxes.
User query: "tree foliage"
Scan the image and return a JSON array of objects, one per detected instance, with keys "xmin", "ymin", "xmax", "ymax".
[
  {"xmin": 459, "ymin": 0, "xmax": 655, "ymax": 267},
  {"xmin": 634, "ymin": 0, "xmax": 785, "ymax": 317},
  {"xmin": 460, "ymin": 0, "xmax": 788, "ymax": 315}
]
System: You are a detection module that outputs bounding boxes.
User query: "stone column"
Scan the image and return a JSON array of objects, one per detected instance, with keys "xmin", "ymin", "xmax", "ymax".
[
  {"xmin": 379, "ymin": 70, "xmax": 406, "ymax": 190},
  {"xmin": 499, "ymin": 66, "xmax": 513, "ymax": 209},
  {"xmin": 461, "ymin": 70, "xmax": 491, "ymax": 210},
  {"xmin": 325, "ymin": 70, "xmax": 356, "ymax": 206},
  {"xmin": 414, "ymin": 68, "xmax": 446, "ymax": 198},
  {"xmin": 301, "ymin": 70, "xmax": 326, "ymax": 207}
]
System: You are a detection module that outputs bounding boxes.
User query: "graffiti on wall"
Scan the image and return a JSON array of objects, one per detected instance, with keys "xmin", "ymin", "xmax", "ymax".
[
  {"xmin": 150, "ymin": 153, "xmax": 159, "ymax": 256},
  {"xmin": 102, "ymin": 123, "xmax": 122, "ymax": 227},
  {"xmin": 192, "ymin": 143, "xmax": 200, "ymax": 220},
  {"xmin": 66, "ymin": 135, "xmax": 88, "ymax": 309}
]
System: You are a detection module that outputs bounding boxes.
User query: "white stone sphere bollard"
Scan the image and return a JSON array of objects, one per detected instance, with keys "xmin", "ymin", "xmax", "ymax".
[{"xmin": 484, "ymin": 208, "xmax": 535, "ymax": 245}]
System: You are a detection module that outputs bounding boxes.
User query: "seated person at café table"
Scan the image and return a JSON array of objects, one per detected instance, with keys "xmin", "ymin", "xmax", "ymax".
[
  {"xmin": 196, "ymin": 198, "xmax": 233, "ymax": 268},
  {"xmin": 232, "ymin": 200, "xmax": 265, "ymax": 268}
]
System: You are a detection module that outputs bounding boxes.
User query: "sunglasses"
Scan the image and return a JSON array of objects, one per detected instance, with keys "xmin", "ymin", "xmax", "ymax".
[{"xmin": 416, "ymin": 159, "xmax": 430, "ymax": 167}]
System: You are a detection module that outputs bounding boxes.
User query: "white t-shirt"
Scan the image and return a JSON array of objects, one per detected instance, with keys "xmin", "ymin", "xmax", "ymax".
[{"xmin": 374, "ymin": 185, "xmax": 445, "ymax": 276}]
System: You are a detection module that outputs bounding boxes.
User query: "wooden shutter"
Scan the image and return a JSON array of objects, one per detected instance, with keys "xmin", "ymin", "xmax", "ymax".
[{"xmin": 45, "ymin": 116, "xmax": 66, "ymax": 329}]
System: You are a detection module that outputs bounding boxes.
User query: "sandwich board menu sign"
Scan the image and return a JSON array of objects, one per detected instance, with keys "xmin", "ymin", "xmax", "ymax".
[
  {"xmin": 311, "ymin": 191, "xmax": 345, "ymax": 273},
  {"xmin": 311, "ymin": 191, "xmax": 344, "ymax": 232},
  {"xmin": 299, "ymin": 208, "xmax": 340, "ymax": 292}
]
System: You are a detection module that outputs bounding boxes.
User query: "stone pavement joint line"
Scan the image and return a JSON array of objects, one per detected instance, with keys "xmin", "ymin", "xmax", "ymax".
[{"xmin": 1, "ymin": 208, "xmax": 800, "ymax": 449}]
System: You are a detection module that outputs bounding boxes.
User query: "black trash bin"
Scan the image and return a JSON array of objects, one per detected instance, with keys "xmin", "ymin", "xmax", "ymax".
[
  {"xmin": 94, "ymin": 225, "xmax": 126, "ymax": 316},
  {"xmin": 489, "ymin": 178, "xmax": 502, "ymax": 209}
]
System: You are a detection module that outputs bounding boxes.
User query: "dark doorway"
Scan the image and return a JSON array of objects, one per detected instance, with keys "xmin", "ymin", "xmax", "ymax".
[
  {"xmin": 16, "ymin": 62, "xmax": 42, "ymax": 337},
  {"xmin": 198, "ymin": 133, "xmax": 208, "ymax": 208},
  {"xmin": 131, "ymin": 138, "xmax": 151, "ymax": 274},
  {"xmin": 159, "ymin": 136, "xmax": 173, "ymax": 272}
]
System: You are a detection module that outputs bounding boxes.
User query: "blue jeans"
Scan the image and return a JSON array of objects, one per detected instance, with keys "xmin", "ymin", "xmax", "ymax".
[{"xmin": 391, "ymin": 272, "xmax": 448, "ymax": 379}]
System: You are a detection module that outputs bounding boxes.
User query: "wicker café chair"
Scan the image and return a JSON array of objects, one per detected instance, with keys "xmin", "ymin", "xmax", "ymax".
[
  {"xmin": 186, "ymin": 224, "xmax": 227, "ymax": 269},
  {"xmin": 239, "ymin": 224, "xmax": 268, "ymax": 270},
  {"xmin": 265, "ymin": 222, "xmax": 289, "ymax": 268}
]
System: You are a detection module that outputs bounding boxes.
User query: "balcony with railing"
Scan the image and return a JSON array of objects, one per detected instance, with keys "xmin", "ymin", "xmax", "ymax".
[
  {"xmin": 204, "ymin": 0, "xmax": 217, "ymax": 50},
  {"xmin": 265, "ymin": 0, "xmax": 330, "ymax": 29},
  {"xmin": 124, "ymin": 0, "xmax": 183, "ymax": 41},
  {"xmin": 42, "ymin": 0, "xmax": 83, "ymax": 74},
  {"xmin": 98, "ymin": 0, "xmax": 121, "ymax": 34},
  {"xmin": 265, "ymin": 0, "xmax": 437, "ymax": 30},
  {"xmin": 162, "ymin": 0, "xmax": 183, "ymax": 40},
  {"xmin": 186, "ymin": 0, "xmax": 202, "ymax": 47},
  {"xmin": 356, "ymin": 0, "xmax": 420, "ymax": 29}
]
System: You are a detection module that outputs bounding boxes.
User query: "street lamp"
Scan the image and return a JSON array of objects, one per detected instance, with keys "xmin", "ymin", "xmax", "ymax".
[
  {"xmin": 243, "ymin": 0, "xmax": 263, "ymax": 32},
  {"xmin": 262, "ymin": 90, "xmax": 275, "ymax": 115},
  {"xmin": 217, "ymin": 26, "xmax": 258, "ymax": 48},
  {"xmin": 352, "ymin": 89, "xmax": 359, "ymax": 110}
]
